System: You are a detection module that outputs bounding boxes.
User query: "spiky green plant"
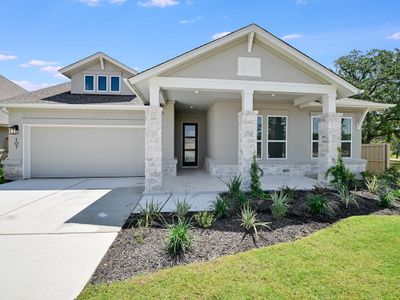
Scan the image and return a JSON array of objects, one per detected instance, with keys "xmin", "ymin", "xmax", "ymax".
[
  {"xmin": 365, "ymin": 175, "xmax": 380, "ymax": 193},
  {"xmin": 210, "ymin": 196, "xmax": 230, "ymax": 219},
  {"xmin": 194, "ymin": 211, "xmax": 214, "ymax": 228},
  {"xmin": 240, "ymin": 205, "xmax": 270, "ymax": 240},
  {"xmin": 270, "ymin": 191, "xmax": 290, "ymax": 219},
  {"xmin": 137, "ymin": 198, "xmax": 167, "ymax": 227},
  {"xmin": 378, "ymin": 187, "xmax": 396, "ymax": 208},
  {"xmin": 174, "ymin": 198, "xmax": 191, "ymax": 219},
  {"xmin": 166, "ymin": 218, "xmax": 192, "ymax": 257},
  {"xmin": 336, "ymin": 186, "xmax": 359, "ymax": 209},
  {"xmin": 306, "ymin": 193, "xmax": 336, "ymax": 216}
]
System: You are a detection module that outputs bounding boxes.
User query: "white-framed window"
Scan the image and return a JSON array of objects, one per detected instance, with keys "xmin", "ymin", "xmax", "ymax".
[
  {"xmin": 97, "ymin": 75, "xmax": 108, "ymax": 92},
  {"xmin": 256, "ymin": 115, "xmax": 263, "ymax": 159},
  {"xmin": 110, "ymin": 75, "xmax": 121, "ymax": 92},
  {"xmin": 267, "ymin": 115, "xmax": 287, "ymax": 159},
  {"xmin": 341, "ymin": 117, "xmax": 352, "ymax": 158},
  {"xmin": 310, "ymin": 116, "xmax": 352, "ymax": 159},
  {"xmin": 84, "ymin": 75, "xmax": 94, "ymax": 92},
  {"xmin": 311, "ymin": 116, "xmax": 319, "ymax": 159}
]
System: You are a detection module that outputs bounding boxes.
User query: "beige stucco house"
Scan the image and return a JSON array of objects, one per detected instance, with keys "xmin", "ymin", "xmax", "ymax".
[
  {"xmin": 0, "ymin": 75, "xmax": 27, "ymax": 161},
  {"xmin": 0, "ymin": 24, "xmax": 394, "ymax": 191}
]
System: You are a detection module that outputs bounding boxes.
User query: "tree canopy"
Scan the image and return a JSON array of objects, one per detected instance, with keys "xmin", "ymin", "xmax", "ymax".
[{"xmin": 334, "ymin": 49, "xmax": 400, "ymax": 143}]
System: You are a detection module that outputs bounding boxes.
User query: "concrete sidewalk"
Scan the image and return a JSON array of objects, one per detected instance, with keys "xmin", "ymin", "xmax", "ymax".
[{"xmin": 0, "ymin": 178, "xmax": 143, "ymax": 300}]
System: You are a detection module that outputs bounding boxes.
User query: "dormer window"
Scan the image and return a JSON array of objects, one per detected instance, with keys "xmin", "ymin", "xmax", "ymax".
[
  {"xmin": 110, "ymin": 76, "xmax": 121, "ymax": 92},
  {"xmin": 84, "ymin": 75, "xmax": 94, "ymax": 92},
  {"xmin": 97, "ymin": 75, "xmax": 107, "ymax": 92}
]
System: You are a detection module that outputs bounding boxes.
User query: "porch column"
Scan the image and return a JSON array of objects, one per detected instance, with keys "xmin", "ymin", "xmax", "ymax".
[
  {"xmin": 318, "ymin": 93, "xmax": 342, "ymax": 183},
  {"xmin": 238, "ymin": 89, "xmax": 257, "ymax": 189},
  {"xmin": 145, "ymin": 85, "xmax": 163, "ymax": 192}
]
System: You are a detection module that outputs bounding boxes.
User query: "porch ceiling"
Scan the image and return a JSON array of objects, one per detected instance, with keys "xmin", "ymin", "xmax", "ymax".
[{"xmin": 166, "ymin": 89, "xmax": 299, "ymax": 112}]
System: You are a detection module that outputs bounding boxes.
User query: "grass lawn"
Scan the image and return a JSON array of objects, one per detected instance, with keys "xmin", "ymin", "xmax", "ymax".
[{"xmin": 79, "ymin": 216, "xmax": 400, "ymax": 299}]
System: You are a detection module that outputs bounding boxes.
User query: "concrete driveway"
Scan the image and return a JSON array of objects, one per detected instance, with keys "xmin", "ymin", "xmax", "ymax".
[{"xmin": 0, "ymin": 177, "xmax": 144, "ymax": 300}]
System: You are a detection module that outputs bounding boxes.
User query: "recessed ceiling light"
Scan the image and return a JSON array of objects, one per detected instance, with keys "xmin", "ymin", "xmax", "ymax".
[
  {"xmin": 271, "ymin": 93, "xmax": 276, "ymax": 97},
  {"xmin": 194, "ymin": 91, "xmax": 199, "ymax": 94}
]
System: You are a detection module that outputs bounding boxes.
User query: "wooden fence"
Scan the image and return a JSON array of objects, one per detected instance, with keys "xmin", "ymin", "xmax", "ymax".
[{"xmin": 361, "ymin": 143, "xmax": 391, "ymax": 174}]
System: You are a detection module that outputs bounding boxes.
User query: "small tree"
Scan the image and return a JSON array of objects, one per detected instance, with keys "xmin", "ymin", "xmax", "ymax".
[
  {"xmin": 250, "ymin": 154, "xmax": 265, "ymax": 199},
  {"xmin": 325, "ymin": 148, "xmax": 355, "ymax": 189}
]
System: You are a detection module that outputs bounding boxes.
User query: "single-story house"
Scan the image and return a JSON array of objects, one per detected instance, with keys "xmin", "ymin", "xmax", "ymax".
[
  {"xmin": 0, "ymin": 75, "xmax": 27, "ymax": 161},
  {"xmin": 0, "ymin": 24, "xmax": 395, "ymax": 191}
]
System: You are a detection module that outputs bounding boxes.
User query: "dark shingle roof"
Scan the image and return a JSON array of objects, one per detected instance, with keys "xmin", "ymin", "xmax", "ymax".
[{"xmin": 0, "ymin": 82, "xmax": 142, "ymax": 105}]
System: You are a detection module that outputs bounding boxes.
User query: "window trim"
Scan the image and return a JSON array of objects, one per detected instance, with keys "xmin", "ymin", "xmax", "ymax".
[
  {"xmin": 97, "ymin": 75, "xmax": 108, "ymax": 93},
  {"xmin": 110, "ymin": 75, "xmax": 121, "ymax": 93},
  {"xmin": 83, "ymin": 74, "xmax": 95, "ymax": 92},
  {"xmin": 266, "ymin": 115, "xmax": 288, "ymax": 160},
  {"xmin": 341, "ymin": 117, "xmax": 352, "ymax": 159},
  {"xmin": 311, "ymin": 116, "xmax": 319, "ymax": 160},
  {"xmin": 256, "ymin": 115, "xmax": 263, "ymax": 160},
  {"xmin": 310, "ymin": 116, "xmax": 352, "ymax": 159}
]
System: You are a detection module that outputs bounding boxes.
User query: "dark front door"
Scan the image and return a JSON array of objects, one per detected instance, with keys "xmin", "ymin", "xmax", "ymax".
[{"xmin": 182, "ymin": 123, "xmax": 198, "ymax": 167}]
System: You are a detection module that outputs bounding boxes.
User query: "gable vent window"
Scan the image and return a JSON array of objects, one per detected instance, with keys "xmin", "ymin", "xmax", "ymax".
[
  {"xmin": 84, "ymin": 75, "xmax": 94, "ymax": 92},
  {"xmin": 97, "ymin": 75, "xmax": 107, "ymax": 92},
  {"xmin": 110, "ymin": 76, "xmax": 121, "ymax": 92}
]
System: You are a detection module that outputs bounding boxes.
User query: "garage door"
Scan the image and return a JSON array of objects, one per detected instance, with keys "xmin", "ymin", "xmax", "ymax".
[{"xmin": 30, "ymin": 126, "xmax": 145, "ymax": 177}]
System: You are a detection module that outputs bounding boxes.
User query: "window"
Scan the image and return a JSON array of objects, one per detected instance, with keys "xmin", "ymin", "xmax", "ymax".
[
  {"xmin": 267, "ymin": 116, "xmax": 287, "ymax": 159},
  {"xmin": 97, "ymin": 75, "xmax": 107, "ymax": 92},
  {"xmin": 84, "ymin": 75, "xmax": 94, "ymax": 92},
  {"xmin": 110, "ymin": 76, "xmax": 120, "ymax": 92},
  {"xmin": 311, "ymin": 116, "xmax": 319, "ymax": 159},
  {"xmin": 311, "ymin": 116, "xmax": 352, "ymax": 158},
  {"xmin": 256, "ymin": 116, "xmax": 263, "ymax": 159},
  {"xmin": 341, "ymin": 117, "xmax": 352, "ymax": 158}
]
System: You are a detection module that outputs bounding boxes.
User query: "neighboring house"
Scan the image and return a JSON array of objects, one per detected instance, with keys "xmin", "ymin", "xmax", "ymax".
[
  {"xmin": 0, "ymin": 24, "xmax": 394, "ymax": 191},
  {"xmin": 0, "ymin": 75, "xmax": 27, "ymax": 161}
]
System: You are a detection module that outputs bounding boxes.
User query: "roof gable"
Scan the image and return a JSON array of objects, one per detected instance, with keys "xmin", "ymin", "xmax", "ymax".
[
  {"xmin": 129, "ymin": 24, "xmax": 360, "ymax": 98},
  {"xmin": 0, "ymin": 75, "xmax": 27, "ymax": 100},
  {"xmin": 60, "ymin": 52, "xmax": 138, "ymax": 78}
]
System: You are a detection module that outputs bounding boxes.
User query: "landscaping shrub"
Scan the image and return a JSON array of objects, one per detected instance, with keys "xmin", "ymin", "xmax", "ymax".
[
  {"xmin": 194, "ymin": 212, "xmax": 214, "ymax": 228},
  {"xmin": 270, "ymin": 191, "xmax": 290, "ymax": 219},
  {"xmin": 174, "ymin": 198, "xmax": 191, "ymax": 219},
  {"xmin": 240, "ymin": 205, "xmax": 270, "ymax": 240},
  {"xmin": 279, "ymin": 185, "xmax": 295, "ymax": 201},
  {"xmin": 380, "ymin": 167, "xmax": 400, "ymax": 188},
  {"xmin": 210, "ymin": 196, "xmax": 230, "ymax": 219},
  {"xmin": 378, "ymin": 187, "xmax": 396, "ymax": 208},
  {"xmin": 137, "ymin": 199, "xmax": 166, "ymax": 227},
  {"xmin": 166, "ymin": 218, "xmax": 192, "ymax": 257},
  {"xmin": 365, "ymin": 175, "xmax": 380, "ymax": 193},
  {"xmin": 325, "ymin": 148, "xmax": 355, "ymax": 188},
  {"xmin": 306, "ymin": 193, "xmax": 335, "ymax": 216},
  {"xmin": 250, "ymin": 155, "xmax": 266, "ymax": 199},
  {"xmin": 224, "ymin": 176, "xmax": 248, "ymax": 209},
  {"xmin": 336, "ymin": 185, "xmax": 359, "ymax": 209},
  {"xmin": 0, "ymin": 168, "xmax": 4, "ymax": 184}
]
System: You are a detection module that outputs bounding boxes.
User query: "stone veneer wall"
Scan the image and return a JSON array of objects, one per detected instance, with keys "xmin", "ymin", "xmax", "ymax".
[{"xmin": 2, "ymin": 159, "xmax": 22, "ymax": 180}]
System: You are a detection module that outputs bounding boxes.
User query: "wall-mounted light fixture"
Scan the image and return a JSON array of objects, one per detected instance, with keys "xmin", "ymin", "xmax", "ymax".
[{"xmin": 8, "ymin": 125, "xmax": 19, "ymax": 135}]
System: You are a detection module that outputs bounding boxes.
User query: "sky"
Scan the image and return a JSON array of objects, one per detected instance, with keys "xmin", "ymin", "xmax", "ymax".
[{"xmin": 0, "ymin": 0, "xmax": 399, "ymax": 91}]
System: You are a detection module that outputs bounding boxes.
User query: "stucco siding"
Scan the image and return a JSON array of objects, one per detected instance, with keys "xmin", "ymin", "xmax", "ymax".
[
  {"xmin": 163, "ymin": 40, "xmax": 327, "ymax": 85},
  {"xmin": 70, "ymin": 60, "xmax": 134, "ymax": 95},
  {"xmin": 162, "ymin": 101, "xmax": 175, "ymax": 160}
]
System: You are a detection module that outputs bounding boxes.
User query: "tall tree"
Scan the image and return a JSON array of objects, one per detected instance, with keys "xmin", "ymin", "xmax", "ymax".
[{"xmin": 334, "ymin": 49, "xmax": 400, "ymax": 143}]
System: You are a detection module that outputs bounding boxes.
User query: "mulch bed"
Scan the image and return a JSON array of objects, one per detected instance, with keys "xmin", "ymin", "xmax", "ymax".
[{"xmin": 89, "ymin": 190, "xmax": 400, "ymax": 284}]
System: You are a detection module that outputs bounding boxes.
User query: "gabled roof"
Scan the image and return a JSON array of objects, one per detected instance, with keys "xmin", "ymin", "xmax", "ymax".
[
  {"xmin": 129, "ymin": 23, "xmax": 361, "ymax": 98},
  {"xmin": 0, "ymin": 82, "xmax": 141, "ymax": 106},
  {"xmin": 60, "ymin": 52, "xmax": 138, "ymax": 78},
  {"xmin": 0, "ymin": 75, "xmax": 27, "ymax": 100}
]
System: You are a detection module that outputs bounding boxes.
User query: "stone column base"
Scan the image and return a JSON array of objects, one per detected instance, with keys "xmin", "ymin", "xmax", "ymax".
[
  {"xmin": 1, "ymin": 158, "xmax": 23, "ymax": 181},
  {"xmin": 238, "ymin": 111, "xmax": 258, "ymax": 189}
]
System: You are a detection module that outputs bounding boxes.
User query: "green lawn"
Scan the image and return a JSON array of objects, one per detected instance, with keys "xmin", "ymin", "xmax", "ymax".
[{"xmin": 79, "ymin": 216, "xmax": 400, "ymax": 299}]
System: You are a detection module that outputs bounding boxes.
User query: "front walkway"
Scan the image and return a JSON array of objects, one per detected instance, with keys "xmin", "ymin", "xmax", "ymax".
[
  {"xmin": 139, "ymin": 169, "xmax": 318, "ymax": 212},
  {"xmin": 0, "ymin": 178, "xmax": 143, "ymax": 300}
]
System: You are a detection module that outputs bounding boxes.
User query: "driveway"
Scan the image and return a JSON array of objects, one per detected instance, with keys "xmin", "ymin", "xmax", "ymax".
[{"xmin": 0, "ymin": 177, "xmax": 144, "ymax": 300}]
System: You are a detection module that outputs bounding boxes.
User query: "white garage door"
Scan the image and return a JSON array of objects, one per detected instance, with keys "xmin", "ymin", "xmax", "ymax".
[{"xmin": 30, "ymin": 126, "xmax": 145, "ymax": 177}]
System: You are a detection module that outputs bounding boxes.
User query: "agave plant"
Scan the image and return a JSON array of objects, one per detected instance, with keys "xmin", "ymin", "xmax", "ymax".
[
  {"xmin": 336, "ymin": 185, "xmax": 359, "ymax": 209},
  {"xmin": 270, "ymin": 191, "xmax": 290, "ymax": 219},
  {"xmin": 240, "ymin": 205, "xmax": 270, "ymax": 240}
]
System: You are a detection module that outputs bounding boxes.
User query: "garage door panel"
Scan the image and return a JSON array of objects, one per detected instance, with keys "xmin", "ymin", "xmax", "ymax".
[{"xmin": 31, "ymin": 127, "xmax": 145, "ymax": 177}]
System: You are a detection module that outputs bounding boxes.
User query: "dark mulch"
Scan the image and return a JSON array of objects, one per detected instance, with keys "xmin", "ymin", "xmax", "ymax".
[{"xmin": 90, "ymin": 190, "xmax": 400, "ymax": 284}]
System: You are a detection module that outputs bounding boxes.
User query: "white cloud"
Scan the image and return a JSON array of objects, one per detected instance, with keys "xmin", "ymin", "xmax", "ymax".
[
  {"xmin": 40, "ymin": 65, "xmax": 66, "ymax": 78},
  {"xmin": 80, "ymin": 0, "xmax": 101, "ymax": 6},
  {"xmin": 212, "ymin": 31, "xmax": 231, "ymax": 40},
  {"xmin": 138, "ymin": 0, "xmax": 179, "ymax": 8},
  {"xmin": 282, "ymin": 33, "xmax": 302, "ymax": 40},
  {"xmin": 110, "ymin": 0, "xmax": 126, "ymax": 4},
  {"xmin": 12, "ymin": 80, "xmax": 51, "ymax": 91},
  {"xmin": 0, "ymin": 54, "xmax": 17, "ymax": 61},
  {"xmin": 295, "ymin": 0, "xmax": 307, "ymax": 4},
  {"xmin": 21, "ymin": 59, "xmax": 59, "ymax": 67},
  {"xmin": 179, "ymin": 16, "xmax": 202, "ymax": 24},
  {"xmin": 387, "ymin": 32, "xmax": 400, "ymax": 40}
]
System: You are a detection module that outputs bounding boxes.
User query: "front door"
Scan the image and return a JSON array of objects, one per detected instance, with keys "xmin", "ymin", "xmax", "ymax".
[{"xmin": 182, "ymin": 123, "xmax": 198, "ymax": 167}]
